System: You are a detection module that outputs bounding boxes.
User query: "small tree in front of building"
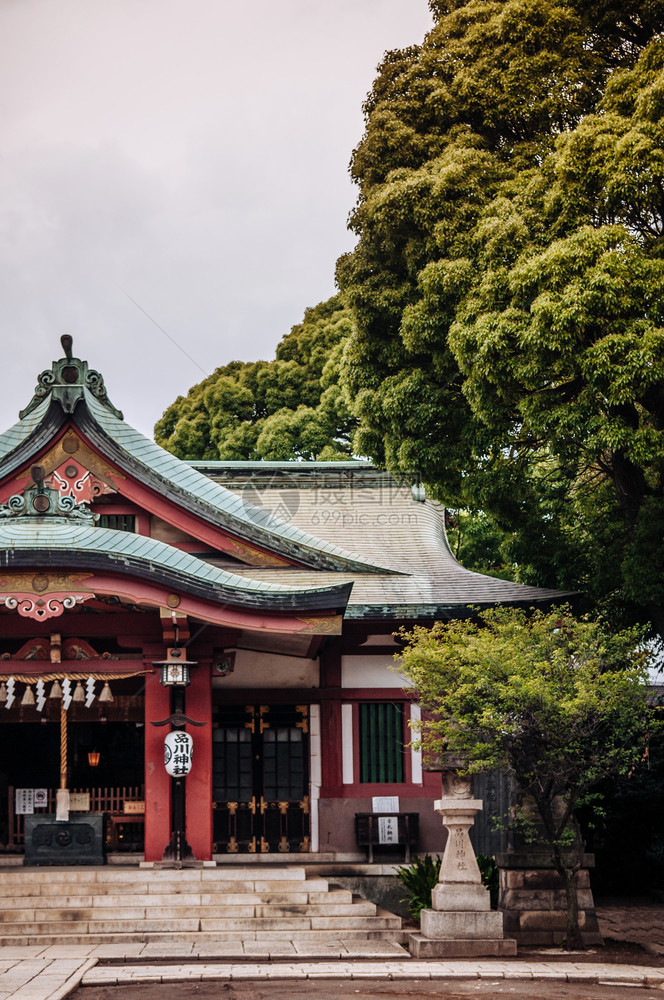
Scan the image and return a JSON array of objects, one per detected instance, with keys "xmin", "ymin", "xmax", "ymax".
[{"xmin": 399, "ymin": 606, "xmax": 656, "ymax": 948}]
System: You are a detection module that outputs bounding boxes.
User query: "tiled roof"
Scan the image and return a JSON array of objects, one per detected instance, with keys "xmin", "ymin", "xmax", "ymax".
[
  {"xmin": 0, "ymin": 366, "xmax": 394, "ymax": 573},
  {"xmin": 0, "ymin": 519, "xmax": 352, "ymax": 611},
  {"xmin": 0, "ymin": 343, "xmax": 573, "ymax": 619},
  {"xmin": 0, "ymin": 398, "xmax": 51, "ymax": 462},
  {"xmin": 195, "ymin": 465, "xmax": 573, "ymax": 616},
  {"xmin": 81, "ymin": 391, "xmax": 396, "ymax": 573}
]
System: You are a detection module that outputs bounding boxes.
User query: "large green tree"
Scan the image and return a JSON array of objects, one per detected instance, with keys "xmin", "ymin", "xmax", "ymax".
[
  {"xmin": 399, "ymin": 605, "xmax": 654, "ymax": 947},
  {"xmin": 155, "ymin": 296, "xmax": 355, "ymax": 461},
  {"xmin": 337, "ymin": 0, "xmax": 664, "ymax": 630}
]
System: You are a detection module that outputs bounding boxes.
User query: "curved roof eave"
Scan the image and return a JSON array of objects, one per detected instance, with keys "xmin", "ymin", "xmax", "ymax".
[
  {"xmin": 0, "ymin": 521, "xmax": 353, "ymax": 613},
  {"xmin": 80, "ymin": 393, "xmax": 399, "ymax": 575},
  {"xmin": 0, "ymin": 392, "xmax": 399, "ymax": 576},
  {"xmin": 0, "ymin": 398, "xmax": 65, "ymax": 470},
  {"xmin": 344, "ymin": 594, "xmax": 579, "ymax": 620}
]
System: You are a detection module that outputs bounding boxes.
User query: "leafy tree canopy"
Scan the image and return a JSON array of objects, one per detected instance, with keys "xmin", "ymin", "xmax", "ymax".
[
  {"xmin": 337, "ymin": 0, "xmax": 664, "ymax": 631},
  {"xmin": 399, "ymin": 605, "xmax": 655, "ymax": 945},
  {"xmin": 155, "ymin": 296, "xmax": 356, "ymax": 462}
]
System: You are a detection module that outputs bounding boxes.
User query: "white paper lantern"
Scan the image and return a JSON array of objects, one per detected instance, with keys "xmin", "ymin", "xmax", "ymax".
[{"xmin": 164, "ymin": 731, "xmax": 193, "ymax": 777}]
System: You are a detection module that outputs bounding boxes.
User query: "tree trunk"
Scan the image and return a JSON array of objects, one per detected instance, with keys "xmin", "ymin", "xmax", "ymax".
[
  {"xmin": 551, "ymin": 843, "xmax": 583, "ymax": 950},
  {"xmin": 532, "ymin": 792, "xmax": 585, "ymax": 950},
  {"xmin": 610, "ymin": 445, "xmax": 646, "ymax": 529}
]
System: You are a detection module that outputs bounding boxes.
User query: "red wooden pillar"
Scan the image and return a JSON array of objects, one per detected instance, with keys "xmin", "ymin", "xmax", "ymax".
[
  {"xmin": 144, "ymin": 671, "xmax": 171, "ymax": 862},
  {"xmin": 185, "ymin": 660, "xmax": 213, "ymax": 860},
  {"xmin": 320, "ymin": 700, "xmax": 343, "ymax": 796},
  {"xmin": 320, "ymin": 641, "xmax": 343, "ymax": 797}
]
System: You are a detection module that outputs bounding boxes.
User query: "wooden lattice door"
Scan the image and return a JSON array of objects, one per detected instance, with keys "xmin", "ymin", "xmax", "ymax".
[{"xmin": 212, "ymin": 704, "xmax": 310, "ymax": 853}]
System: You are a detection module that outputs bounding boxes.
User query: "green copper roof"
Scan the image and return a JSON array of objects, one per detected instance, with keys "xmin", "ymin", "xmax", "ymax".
[
  {"xmin": 0, "ymin": 521, "xmax": 293, "ymax": 591},
  {"xmin": 0, "ymin": 398, "xmax": 51, "ymax": 463},
  {"xmin": 80, "ymin": 388, "xmax": 395, "ymax": 574},
  {"xmin": 0, "ymin": 338, "xmax": 396, "ymax": 574},
  {"xmin": 0, "ymin": 519, "xmax": 352, "ymax": 611}
]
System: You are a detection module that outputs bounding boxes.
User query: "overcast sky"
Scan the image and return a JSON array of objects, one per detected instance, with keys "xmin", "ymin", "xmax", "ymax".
[{"xmin": 0, "ymin": 0, "xmax": 432, "ymax": 438}]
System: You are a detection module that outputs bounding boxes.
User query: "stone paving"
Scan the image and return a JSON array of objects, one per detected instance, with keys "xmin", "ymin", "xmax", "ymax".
[
  {"xmin": 0, "ymin": 957, "xmax": 96, "ymax": 1000},
  {"xmin": 598, "ymin": 903, "xmax": 664, "ymax": 955},
  {"xmin": 79, "ymin": 958, "xmax": 664, "ymax": 986},
  {"xmin": 0, "ymin": 903, "xmax": 663, "ymax": 1000},
  {"xmin": 1, "ymin": 944, "xmax": 664, "ymax": 999}
]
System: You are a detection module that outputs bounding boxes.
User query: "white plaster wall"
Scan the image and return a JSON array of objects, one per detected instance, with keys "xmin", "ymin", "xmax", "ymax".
[
  {"xmin": 340, "ymin": 654, "xmax": 413, "ymax": 689},
  {"xmin": 409, "ymin": 703, "xmax": 423, "ymax": 785},
  {"xmin": 211, "ymin": 649, "xmax": 319, "ymax": 689},
  {"xmin": 341, "ymin": 703, "xmax": 354, "ymax": 785}
]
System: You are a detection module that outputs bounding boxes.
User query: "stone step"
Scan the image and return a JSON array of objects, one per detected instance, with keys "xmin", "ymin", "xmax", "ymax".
[
  {"xmin": 0, "ymin": 878, "xmax": 334, "ymax": 897},
  {"xmin": 0, "ymin": 866, "xmax": 309, "ymax": 884},
  {"xmin": 0, "ymin": 912, "xmax": 400, "ymax": 936},
  {"xmin": 0, "ymin": 878, "xmax": 329, "ymax": 905},
  {"xmin": 254, "ymin": 901, "xmax": 377, "ymax": 917},
  {"xmin": 0, "ymin": 888, "xmax": 355, "ymax": 909},
  {"xmin": 0, "ymin": 929, "xmax": 405, "ymax": 948},
  {"xmin": 0, "ymin": 901, "xmax": 379, "ymax": 922},
  {"xmin": 0, "ymin": 866, "xmax": 402, "ymax": 948}
]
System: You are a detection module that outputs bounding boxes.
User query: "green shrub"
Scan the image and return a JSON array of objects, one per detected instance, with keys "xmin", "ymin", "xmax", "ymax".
[
  {"xmin": 396, "ymin": 853, "xmax": 499, "ymax": 921},
  {"xmin": 476, "ymin": 854, "xmax": 499, "ymax": 909},
  {"xmin": 395, "ymin": 854, "xmax": 442, "ymax": 921}
]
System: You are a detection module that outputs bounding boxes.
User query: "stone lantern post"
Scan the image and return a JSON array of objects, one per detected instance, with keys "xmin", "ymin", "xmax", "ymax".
[{"xmin": 408, "ymin": 769, "xmax": 516, "ymax": 958}]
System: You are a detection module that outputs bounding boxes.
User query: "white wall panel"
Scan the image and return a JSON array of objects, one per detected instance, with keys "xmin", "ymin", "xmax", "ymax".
[
  {"xmin": 341, "ymin": 703, "xmax": 354, "ymax": 785},
  {"xmin": 211, "ymin": 649, "xmax": 318, "ymax": 688},
  {"xmin": 341, "ymin": 654, "xmax": 413, "ymax": 689},
  {"xmin": 410, "ymin": 702, "xmax": 423, "ymax": 785}
]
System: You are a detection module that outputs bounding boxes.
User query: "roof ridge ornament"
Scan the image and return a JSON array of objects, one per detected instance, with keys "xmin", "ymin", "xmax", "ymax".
[
  {"xmin": 19, "ymin": 335, "xmax": 123, "ymax": 421},
  {"xmin": 0, "ymin": 462, "xmax": 98, "ymax": 523}
]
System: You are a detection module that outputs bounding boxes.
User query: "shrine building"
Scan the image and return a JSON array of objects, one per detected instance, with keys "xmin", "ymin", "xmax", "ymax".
[{"xmin": 0, "ymin": 338, "xmax": 566, "ymax": 863}]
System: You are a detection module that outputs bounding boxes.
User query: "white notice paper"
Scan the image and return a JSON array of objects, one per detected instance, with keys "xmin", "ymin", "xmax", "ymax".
[
  {"xmin": 377, "ymin": 816, "xmax": 399, "ymax": 844},
  {"xmin": 15, "ymin": 789, "xmax": 34, "ymax": 815},
  {"xmin": 372, "ymin": 796, "xmax": 399, "ymax": 813}
]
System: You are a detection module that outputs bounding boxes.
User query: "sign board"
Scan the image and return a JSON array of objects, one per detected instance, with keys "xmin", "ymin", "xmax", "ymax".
[
  {"xmin": 377, "ymin": 816, "xmax": 399, "ymax": 845},
  {"xmin": 34, "ymin": 788, "xmax": 48, "ymax": 809},
  {"xmin": 69, "ymin": 793, "xmax": 90, "ymax": 812},
  {"xmin": 372, "ymin": 796, "xmax": 399, "ymax": 813},
  {"xmin": 15, "ymin": 788, "xmax": 34, "ymax": 815},
  {"xmin": 123, "ymin": 800, "xmax": 145, "ymax": 814},
  {"xmin": 164, "ymin": 731, "xmax": 193, "ymax": 776}
]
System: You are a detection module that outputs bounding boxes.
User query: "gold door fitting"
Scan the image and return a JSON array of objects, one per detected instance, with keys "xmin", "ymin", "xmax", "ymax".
[{"xmin": 295, "ymin": 704, "xmax": 309, "ymax": 733}]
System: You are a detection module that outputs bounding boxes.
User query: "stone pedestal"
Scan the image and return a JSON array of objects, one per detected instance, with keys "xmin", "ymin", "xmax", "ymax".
[
  {"xmin": 496, "ymin": 852, "xmax": 603, "ymax": 947},
  {"xmin": 24, "ymin": 813, "xmax": 105, "ymax": 866},
  {"xmin": 407, "ymin": 784, "xmax": 516, "ymax": 958}
]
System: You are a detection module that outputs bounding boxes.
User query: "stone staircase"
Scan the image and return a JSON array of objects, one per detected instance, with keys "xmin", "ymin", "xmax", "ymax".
[{"xmin": 0, "ymin": 866, "xmax": 403, "ymax": 948}]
